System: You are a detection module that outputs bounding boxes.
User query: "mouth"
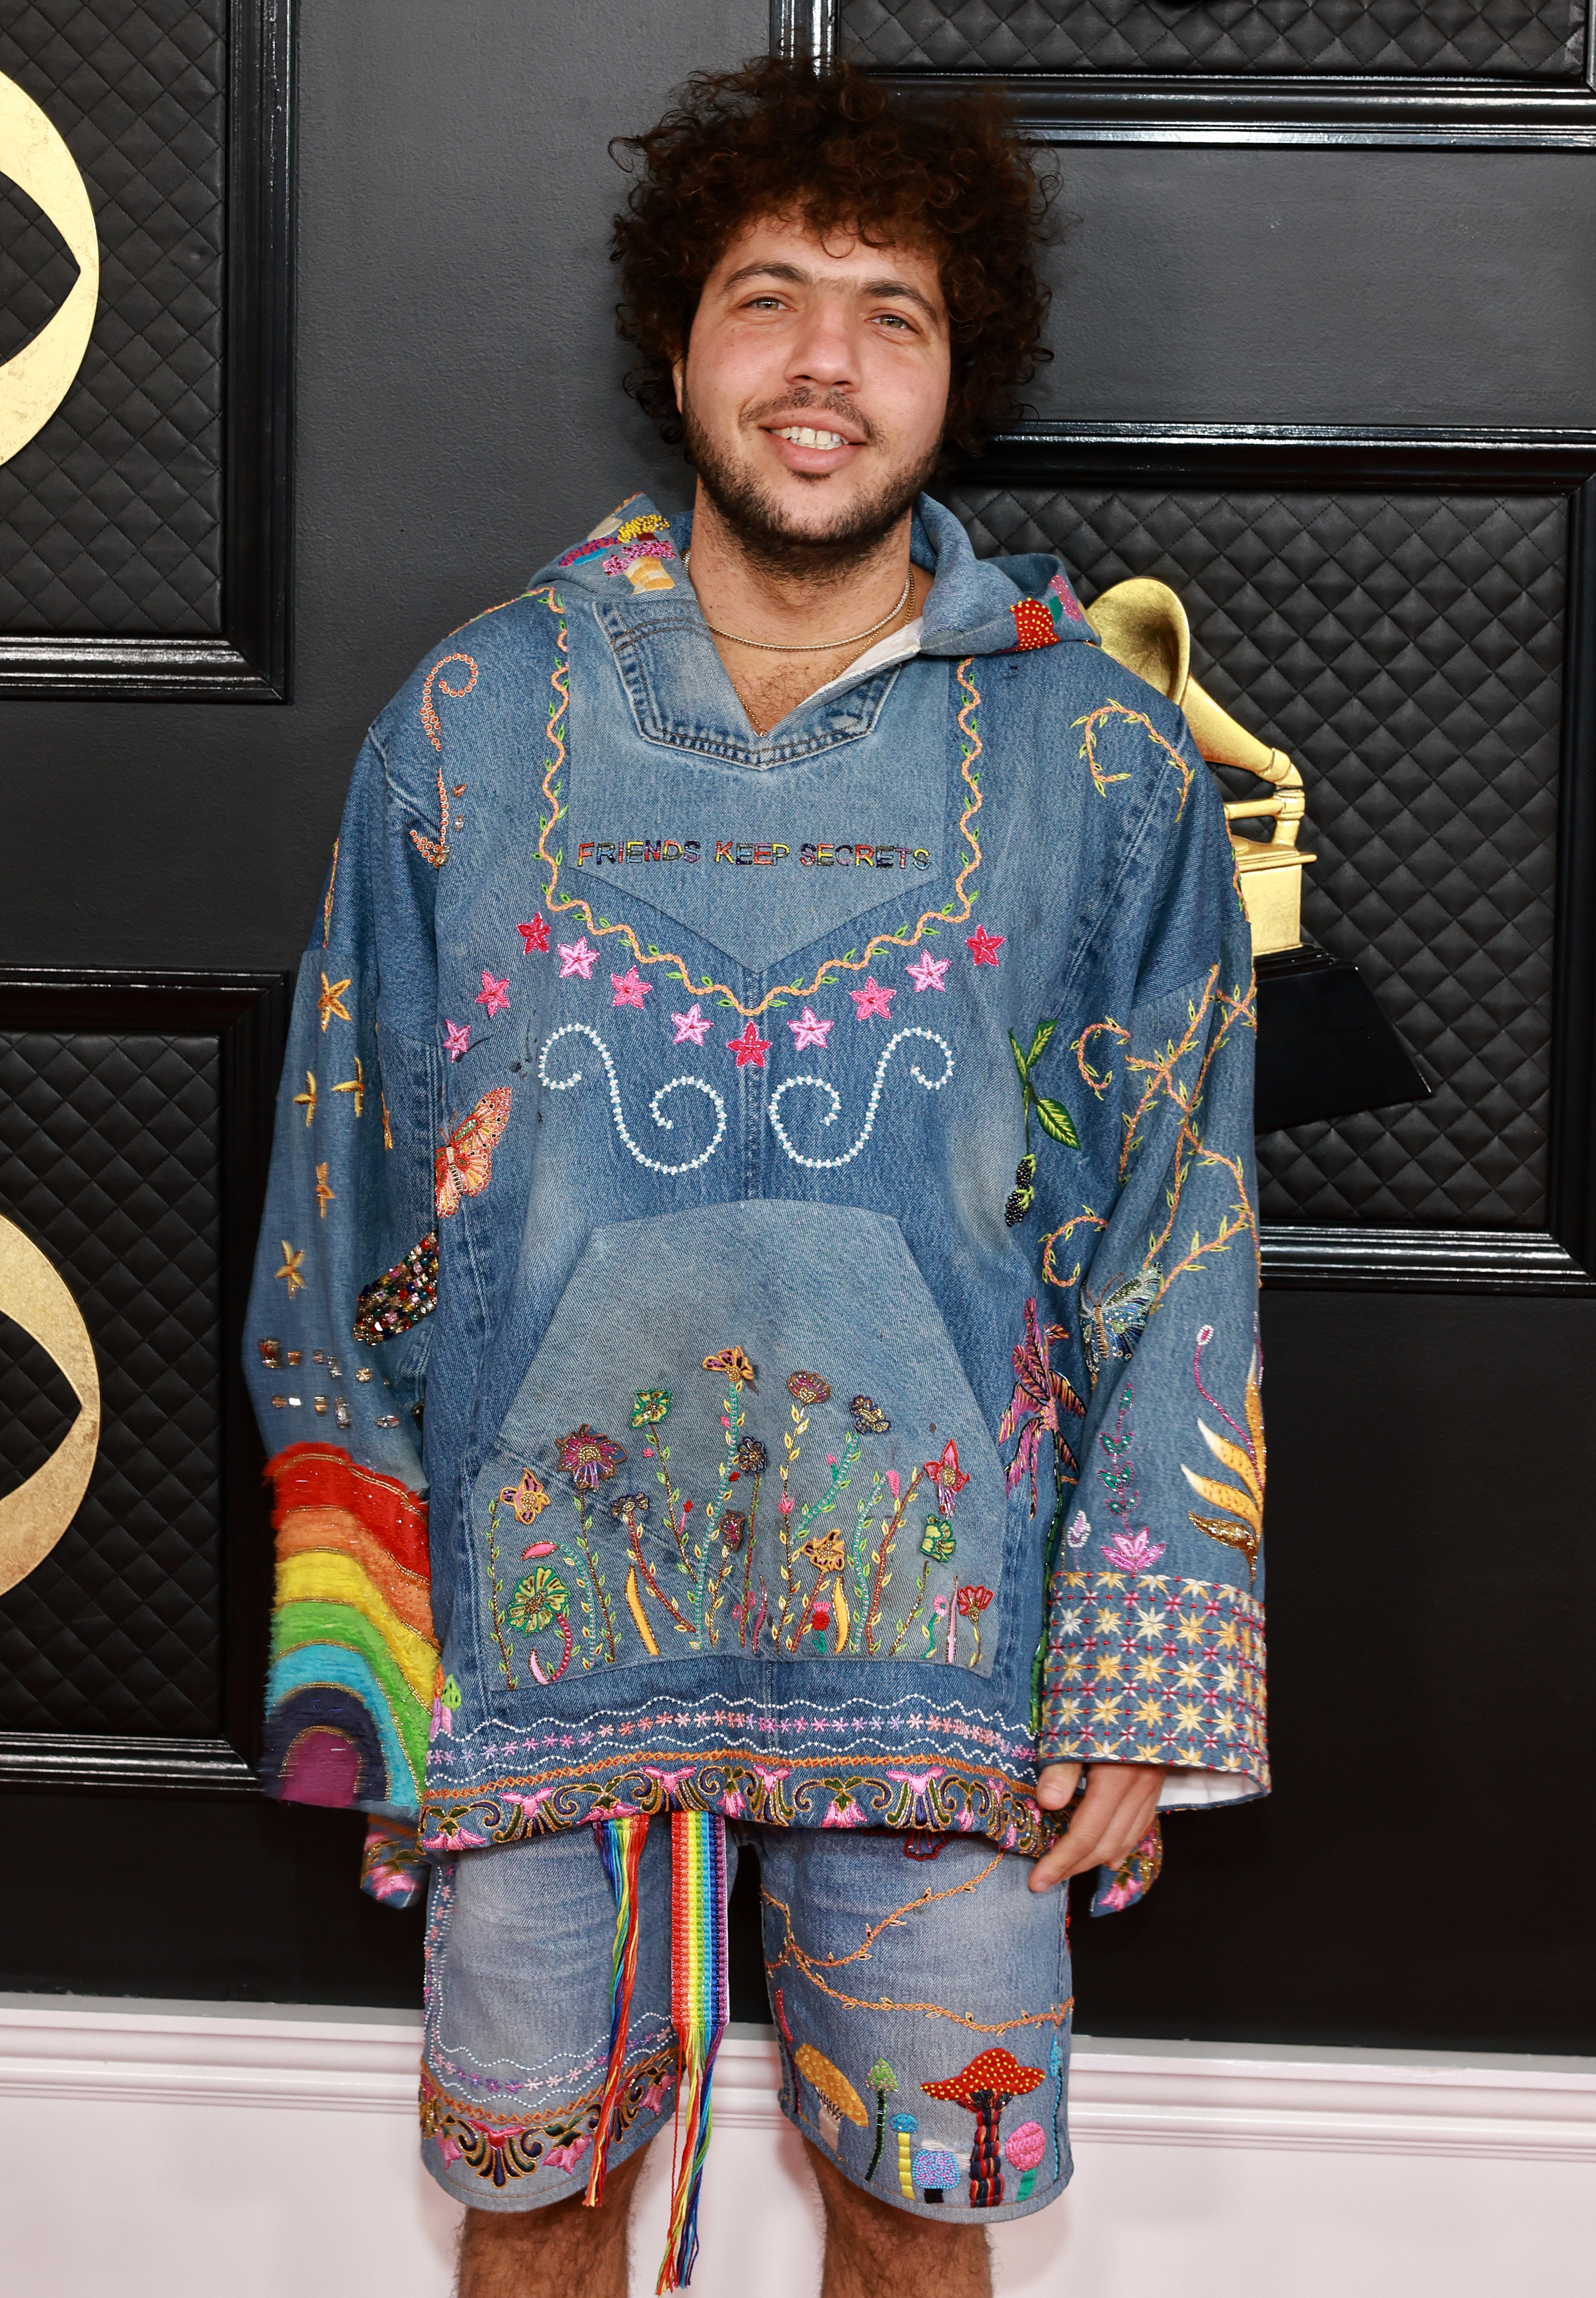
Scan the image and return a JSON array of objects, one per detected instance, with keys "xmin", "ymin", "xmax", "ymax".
[{"xmin": 760, "ymin": 418, "xmax": 865, "ymax": 473}]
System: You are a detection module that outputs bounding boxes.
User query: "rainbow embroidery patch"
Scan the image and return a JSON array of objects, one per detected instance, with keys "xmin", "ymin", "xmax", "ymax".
[{"xmin": 262, "ymin": 1442, "xmax": 437, "ymax": 1810}]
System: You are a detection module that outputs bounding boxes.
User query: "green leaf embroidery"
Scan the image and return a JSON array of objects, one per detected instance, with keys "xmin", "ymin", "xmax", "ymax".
[{"xmin": 1035, "ymin": 1097, "xmax": 1080, "ymax": 1148}]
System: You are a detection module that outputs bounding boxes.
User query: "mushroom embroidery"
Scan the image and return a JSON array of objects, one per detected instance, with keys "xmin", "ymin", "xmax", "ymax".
[
  {"xmin": 1004, "ymin": 2119, "xmax": 1047, "ymax": 2201},
  {"xmin": 863, "ymin": 2059, "xmax": 898, "ymax": 2181},
  {"xmin": 795, "ymin": 2045, "xmax": 868, "ymax": 2153},
  {"xmin": 891, "ymin": 2111, "xmax": 919, "ymax": 2198},
  {"xmin": 922, "ymin": 2047, "xmax": 1047, "ymax": 2207},
  {"xmin": 912, "ymin": 2146, "xmax": 962, "ymax": 2204}
]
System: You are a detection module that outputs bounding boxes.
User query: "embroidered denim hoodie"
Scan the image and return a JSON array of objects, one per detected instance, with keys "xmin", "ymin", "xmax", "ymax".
[{"xmin": 245, "ymin": 491, "xmax": 1267, "ymax": 1894}]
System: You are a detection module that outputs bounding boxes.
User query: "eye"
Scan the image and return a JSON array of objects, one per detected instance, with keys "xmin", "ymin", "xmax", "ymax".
[{"xmin": 873, "ymin": 311, "xmax": 915, "ymax": 333}]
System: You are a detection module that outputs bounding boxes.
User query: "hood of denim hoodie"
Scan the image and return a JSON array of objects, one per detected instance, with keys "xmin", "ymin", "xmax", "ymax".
[{"xmin": 527, "ymin": 489, "xmax": 1101, "ymax": 667}]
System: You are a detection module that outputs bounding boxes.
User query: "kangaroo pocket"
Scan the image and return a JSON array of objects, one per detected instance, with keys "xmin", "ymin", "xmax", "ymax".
[{"xmin": 468, "ymin": 1201, "xmax": 1005, "ymax": 1686}]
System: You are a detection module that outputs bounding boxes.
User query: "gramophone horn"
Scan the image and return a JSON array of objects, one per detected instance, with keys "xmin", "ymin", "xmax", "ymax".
[{"xmin": 1084, "ymin": 577, "xmax": 1313, "ymax": 954}]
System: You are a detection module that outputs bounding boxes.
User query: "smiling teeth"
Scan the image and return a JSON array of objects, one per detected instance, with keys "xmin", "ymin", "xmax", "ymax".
[{"xmin": 777, "ymin": 426, "xmax": 847, "ymax": 449}]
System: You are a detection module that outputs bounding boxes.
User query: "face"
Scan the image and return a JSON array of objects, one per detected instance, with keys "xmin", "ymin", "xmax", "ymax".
[{"xmin": 674, "ymin": 213, "xmax": 952, "ymax": 576}]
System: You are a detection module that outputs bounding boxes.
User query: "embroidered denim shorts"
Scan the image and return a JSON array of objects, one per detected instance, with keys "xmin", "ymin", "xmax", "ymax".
[{"xmin": 419, "ymin": 1822, "xmax": 1074, "ymax": 2236}]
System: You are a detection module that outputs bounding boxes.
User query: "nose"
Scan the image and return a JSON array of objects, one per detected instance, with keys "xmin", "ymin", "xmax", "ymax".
[{"xmin": 784, "ymin": 294, "xmax": 863, "ymax": 396}]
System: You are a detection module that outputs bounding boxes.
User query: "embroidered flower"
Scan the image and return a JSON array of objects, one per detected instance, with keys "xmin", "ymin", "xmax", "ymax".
[
  {"xmin": 1101, "ymin": 1528, "xmax": 1166, "ymax": 1572},
  {"xmin": 924, "ymin": 1438, "xmax": 970, "ymax": 1512},
  {"xmin": 442, "ymin": 1019, "xmax": 471, "ymax": 1061},
  {"xmin": 630, "ymin": 1388, "xmax": 671, "ymax": 1427},
  {"xmin": 1066, "ymin": 1509, "xmax": 1092, "ymax": 1551},
  {"xmin": 556, "ymin": 1424, "xmax": 625, "ymax": 1488},
  {"xmin": 906, "ymin": 951, "xmax": 949, "ymax": 992},
  {"xmin": 787, "ymin": 1370, "xmax": 830, "ymax": 1404},
  {"xmin": 507, "ymin": 1567, "xmax": 568, "ymax": 1635},
  {"xmin": 788, "ymin": 1007, "xmax": 834, "ymax": 1050},
  {"xmin": 672, "ymin": 1003, "xmax": 711, "ymax": 1046},
  {"xmin": 850, "ymin": 1395, "xmax": 890, "ymax": 1435},
  {"xmin": 801, "ymin": 1531, "xmax": 846, "ymax": 1574},
  {"xmin": 849, "ymin": 976, "xmax": 895, "ymax": 1021},
  {"xmin": 920, "ymin": 1516, "xmax": 956, "ymax": 1562},
  {"xmin": 516, "ymin": 916, "xmax": 549, "ymax": 954},
  {"xmin": 610, "ymin": 1491, "xmax": 650, "ymax": 1529},
  {"xmin": 965, "ymin": 925, "xmax": 1005, "ymax": 967},
  {"xmin": 957, "ymin": 1584, "xmax": 993, "ymax": 1620},
  {"xmin": 703, "ymin": 1345, "xmax": 757, "ymax": 1385},
  {"xmin": 557, "ymin": 936, "xmax": 597, "ymax": 980},
  {"xmin": 727, "ymin": 1019, "xmax": 772, "ymax": 1068},
  {"xmin": 733, "ymin": 1437, "xmax": 768, "ymax": 1475},
  {"xmin": 476, "ymin": 971, "xmax": 510, "ymax": 1018},
  {"xmin": 610, "ymin": 966, "xmax": 650, "ymax": 1009},
  {"xmin": 500, "ymin": 1468, "xmax": 550, "ymax": 1525},
  {"xmin": 719, "ymin": 1510, "xmax": 747, "ymax": 1552}
]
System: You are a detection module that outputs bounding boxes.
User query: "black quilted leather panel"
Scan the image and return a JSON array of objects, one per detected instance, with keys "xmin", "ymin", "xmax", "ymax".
[
  {"xmin": 841, "ymin": 0, "xmax": 1587, "ymax": 78},
  {"xmin": 0, "ymin": 1, "xmax": 225, "ymax": 635},
  {"xmin": 939, "ymin": 481, "xmax": 1564, "ymax": 1226},
  {"xmin": 0, "ymin": 1031, "xmax": 223, "ymax": 1734}
]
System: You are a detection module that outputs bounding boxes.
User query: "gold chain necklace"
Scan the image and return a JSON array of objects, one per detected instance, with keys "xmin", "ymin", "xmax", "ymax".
[{"xmin": 684, "ymin": 553, "xmax": 912, "ymax": 654}]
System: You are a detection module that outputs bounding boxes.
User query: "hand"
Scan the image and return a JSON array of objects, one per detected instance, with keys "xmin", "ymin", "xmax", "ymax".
[{"xmin": 1027, "ymin": 1761, "xmax": 1167, "ymax": 1894}]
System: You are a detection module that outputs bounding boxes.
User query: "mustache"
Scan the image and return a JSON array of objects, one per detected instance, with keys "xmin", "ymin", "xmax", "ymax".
[{"xmin": 743, "ymin": 389, "xmax": 874, "ymax": 442}]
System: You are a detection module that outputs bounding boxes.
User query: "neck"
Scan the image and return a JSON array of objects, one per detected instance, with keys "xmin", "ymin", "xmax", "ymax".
[{"xmin": 684, "ymin": 484, "xmax": 916, "ymax": 650}]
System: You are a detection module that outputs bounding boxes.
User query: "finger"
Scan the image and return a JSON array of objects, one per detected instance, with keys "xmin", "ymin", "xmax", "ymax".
[
  {"xmin": 1035, "ymin": 1761, "xmax": 1081, "ymax": 1810},
  {"xmin": 1029, "ymin": 1768, "xmax": 1161, "ymax": 1891},
  {"xmin": 1090, "ymin": 1784, "xmax": 1166, "ymax": 1876},
  {"xmin": 1028, "ymin": 1769, "xmax": 1134, "ymax": 1888}
]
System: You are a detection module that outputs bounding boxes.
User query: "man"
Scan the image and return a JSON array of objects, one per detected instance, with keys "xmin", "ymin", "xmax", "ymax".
[{"xmin": 246, "ymin": 57, "xmax": 1266, "ymax": 2298}]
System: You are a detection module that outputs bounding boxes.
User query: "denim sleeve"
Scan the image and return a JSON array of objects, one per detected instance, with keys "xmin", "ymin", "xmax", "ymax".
[
  {"xmin": 1036, "ymin": 732, "xmax": 1267, "ymax": 1811},
  {"xmin": 242, "ymin": 731, "xmax": 445, "ymax": 1822}
]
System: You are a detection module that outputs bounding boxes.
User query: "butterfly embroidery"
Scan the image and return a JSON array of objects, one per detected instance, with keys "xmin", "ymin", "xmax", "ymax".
[
  {"xmin": 924, "ymin": 1438, "xmax": 970, "ymax": 1512},
  {"xmin": 1081, "ymin": 1266, "xmax": 1161, "ymax": 1387},
  {"xmin": 435, "ymin": 1086, "xmax": 512, "ymax": 1218},
  {"xmin": 849, "ymin": 1395, "xmax": 890, "ymax": 1435}
]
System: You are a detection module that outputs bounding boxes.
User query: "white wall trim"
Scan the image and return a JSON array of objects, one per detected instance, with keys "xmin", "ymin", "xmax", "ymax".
[{"xmin": 3, "ymin": 1996, "xmax": 1593, "ymax": 2164}]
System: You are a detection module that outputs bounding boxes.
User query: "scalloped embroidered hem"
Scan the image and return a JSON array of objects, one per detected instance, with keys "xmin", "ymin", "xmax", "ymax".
[{"xmin": 418, "ymin": 1752, "xmax": 1052, "ymax": 1859}]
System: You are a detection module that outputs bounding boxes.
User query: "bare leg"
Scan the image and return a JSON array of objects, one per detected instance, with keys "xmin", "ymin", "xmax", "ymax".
[
  {"xmin": 456, "ymin": 2142, "xmax": 647, "ymax": 2298},
  {"xmin": 807, "ymin": 2139, "xmax": 993, "ymax": 2298}
]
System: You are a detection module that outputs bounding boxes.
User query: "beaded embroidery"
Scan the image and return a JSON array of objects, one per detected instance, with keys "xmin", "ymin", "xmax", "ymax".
[{"xmin": 353, "ymin": 1232, "xmax": 440, "ymax": 1345}]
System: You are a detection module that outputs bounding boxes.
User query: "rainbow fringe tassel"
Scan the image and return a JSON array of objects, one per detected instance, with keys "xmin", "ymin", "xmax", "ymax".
[
  {"xmin": 584, "ymin": 1814, "xmax": 649, "ymax": 2210},
  {"xmin": 657, "ymin": 1810, "xmax": 730, "ymax": 2292}
]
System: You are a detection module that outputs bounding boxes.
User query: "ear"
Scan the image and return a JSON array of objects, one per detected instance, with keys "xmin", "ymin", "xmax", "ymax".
[{"xmin": 672, "ymin": 354, "xmax": 684, "ymax": 415}]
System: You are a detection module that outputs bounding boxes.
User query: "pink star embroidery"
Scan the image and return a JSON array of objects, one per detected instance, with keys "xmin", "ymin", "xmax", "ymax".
[
  {"xmin": 516, "ymin": 916, "xmax": 549, "ymax": 955},
  {"xmin": 558, "ymin": 936, "xmax": 597, "ymax": 980},
  {"xmin": 672, "ymin": 1003, "xmax": 711, "ymax": 1046},
  {"xmin": 611, "ymin": 966, "xmax": 650, "ymax": 1008},
  {"xmin": 476, "ymin": 971, "xmax": 510, "ymax": 1017},
  {"xmin": 442, "ymin": 1020, "xmax": 471, "ymax": 1061},
  {"xmin": 907, "ymin": 951, "xmax": 950, "ymax": 993},
  {"xmin": 788, "ymin": 1007, "xmax": 833, "ymax": 1050},
  {"xmin": 849, "ymin": 976, "xmax": 895, "ymax": 1021},
  {"xmin": 727, "ymin": 1020, "xmax": 773, "ymax": 1068},
  {"xmin": 966, "ymin": 926, "xmax": 1005, "ymax": 967}
]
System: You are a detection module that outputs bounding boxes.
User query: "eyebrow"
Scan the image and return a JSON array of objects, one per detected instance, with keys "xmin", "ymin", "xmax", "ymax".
[{"xmin": 719, "ymin": 261, "xmax": 940, "ymax": 322}]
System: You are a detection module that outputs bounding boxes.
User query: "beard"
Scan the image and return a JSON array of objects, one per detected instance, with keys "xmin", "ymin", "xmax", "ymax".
[{"xmin": 681, "ymin": 385, "xmax": 939, "ymax": 584}]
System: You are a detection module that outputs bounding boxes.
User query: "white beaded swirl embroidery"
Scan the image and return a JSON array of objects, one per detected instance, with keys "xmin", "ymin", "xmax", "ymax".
[
  {"xmin": 768, "ymin": 1028, "xmax": 954, "ymax": 1170},
  {"xmin": 537, "ymin": 1023, "xmax": 728, "ymax": 1175}
]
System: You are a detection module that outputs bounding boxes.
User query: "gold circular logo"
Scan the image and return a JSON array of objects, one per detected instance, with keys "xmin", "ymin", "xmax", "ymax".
[
  {"xmin": 0, "ymin": 1215, "xmax": 100, "ymax": 1595},
  {"xmin": 0, "ymin": 70, "xmax": 99, "ymax": 467}
]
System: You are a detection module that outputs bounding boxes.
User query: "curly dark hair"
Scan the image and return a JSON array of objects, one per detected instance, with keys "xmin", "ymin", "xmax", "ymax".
[{"xmin": 610, "ymin": 58, "xmax": 1054, "ymax": 460}]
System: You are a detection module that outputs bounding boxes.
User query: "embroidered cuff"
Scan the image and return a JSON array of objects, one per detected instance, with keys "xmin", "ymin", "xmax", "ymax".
[{"xmin": 1039, "ymin": 1570, "xmax": 1267, "ymax": 1794}]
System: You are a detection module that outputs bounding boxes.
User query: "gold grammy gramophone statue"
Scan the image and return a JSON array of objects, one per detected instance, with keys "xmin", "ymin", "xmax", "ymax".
[{"xmin": 1084, "ymin": 578, "xmax": 1313, "ymax": 957}]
